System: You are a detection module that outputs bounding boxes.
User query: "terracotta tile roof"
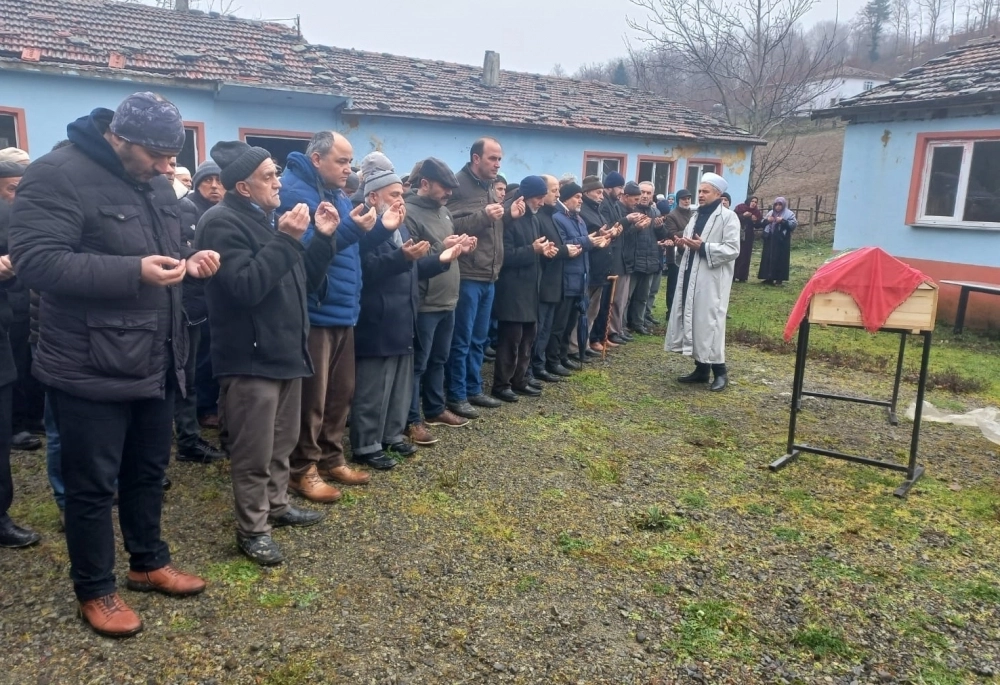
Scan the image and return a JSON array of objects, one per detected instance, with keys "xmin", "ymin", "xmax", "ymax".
[
  {"xmin": 0, "ymin": 0, "xmax": 764, "ymax": 145},
  {"xmin": 816, "ymin": 38, "xmax": 1000, "ymax": 117}
]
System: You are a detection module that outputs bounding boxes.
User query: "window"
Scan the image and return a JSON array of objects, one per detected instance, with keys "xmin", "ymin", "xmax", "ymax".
[
  {"xmin": 177, "ymin": 122, "xmax": 205, "ymax": 172},
  {"xmin": 910, "ymin": 133, "xmax": 1000, "ymax": 228},
  {"xmin": 0, "ymin": 107, "xmax": 27, "ymax": 151},
  {"xmin": 637, "ymin": 157, "xmax": 673, "ymax": 197},
  {"xmin": 863, "ymin": 81, "xmax": 874, "ymax": 91},
  {"xmin": 583, "ymin": 152, "xmax": 627, "ymax": 181},
  {"xmin": 685, "ymin": 160, "xmax": 721, "ymax": 196},
  {"xmin": 239, "ymin": 128, "xmax": 312, "ymax": 170}
]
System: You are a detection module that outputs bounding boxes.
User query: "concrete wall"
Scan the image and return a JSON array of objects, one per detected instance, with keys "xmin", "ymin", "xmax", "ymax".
[
  {"xmin": 833, "ymin": 113, "xmax": 1000, "ymax": 328},
  {"xmin": 0, "ymin": 69, "xmax": 755, "ymax": 200}
]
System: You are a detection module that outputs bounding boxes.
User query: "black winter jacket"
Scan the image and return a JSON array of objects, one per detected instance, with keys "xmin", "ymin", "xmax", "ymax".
[
  {"xmin": 633, "ymin": 204, "xmax": 662, "ymax": 274},
  {"xmin": 0, "ymin": 203, "xmax": 19, "ymax": 388},
  {"xmin": 495, "ymin": 209, "xmax": 542, "ymax": 322},
  {"xmin": 179, "ymin": 190, "xmax": 217, "ymax": 324},
  {"xmin": 536, "ymin": 204, "xmax": 569, "ymax": 304},
  {"xmin": 196, "ymin": 191, "xmax": 336, "ymax": 380},
  {"xmin": 9, "ymin": 108, "xmax": 189, "ymax": 402},
  {"xmin": 599, "ymin": 196, "xmax": 628, "ymax": 277},
  {"xmin": 581, "ymin": 196, "xmax": 611, "ymax": 286},
  {"xmin": 355, "ymin": 221, "xmax": 449, "ymax": 358}
]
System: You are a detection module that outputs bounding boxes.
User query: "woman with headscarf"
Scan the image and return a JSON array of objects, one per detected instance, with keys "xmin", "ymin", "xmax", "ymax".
[
  {"xmin": 732, "ymin": 196, "xmax": 763, "ymax": 282},
  {"xmin": 721, "ymin": 193, "xmax": 731, "ymax": 208},
  {"xmin": 757, "ymin": 197, "xmax": 797, "ymax": 285}
]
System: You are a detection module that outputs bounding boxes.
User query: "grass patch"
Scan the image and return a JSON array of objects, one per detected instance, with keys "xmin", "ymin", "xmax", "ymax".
[
  {"xmin": 557, "ymin": 532, "xmax": 592, "ymax": 555},
  {"xmin": 632, "ymin": 506, "xmax": 684, "ymax": 531},
  {"xmin": 666, "ymin": 599, "xmax": 750, "ymax": 660},
  {"xmin": 959, "ymin": 579, "xmax": 1000, "ymax": 603},
  {"xmin": 773, "ymin": 526, "xmax": 803, "ymax": 542},
  {"xmin": 515, "ymin": 575, "xmax": 540, "ymax": 593},
  {"xmin": 791, "ymin": 626, "xmax": 853, "ymax": 658},
  {"xmin": 808, "ymin": 556, "xmax": 866, "ymax": 582},
  {"xmin": 680, "ymin": 490, "xmax": 709, "ymax": 509},
  {"xmin": 205, "ymin": 559, "xmax": 261, "ymax": 587}
]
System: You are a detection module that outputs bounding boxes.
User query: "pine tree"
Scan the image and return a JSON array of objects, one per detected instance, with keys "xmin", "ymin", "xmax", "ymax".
[
  {"xmin": 611, "ymin": 60, "xmax": 630, "ymax": 86},
  {"xmin": 862, "ymin": 0, "xmax": 892, "ymax": 63}
]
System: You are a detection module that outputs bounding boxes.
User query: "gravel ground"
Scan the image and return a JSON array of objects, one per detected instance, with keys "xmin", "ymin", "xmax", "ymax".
[{"xmin": 1, "ymin": 326, "xmax": 999, "ymax": 685}]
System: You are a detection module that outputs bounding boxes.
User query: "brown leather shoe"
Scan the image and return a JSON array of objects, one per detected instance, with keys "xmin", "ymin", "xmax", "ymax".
[
  {"xmin": 424, "ymin": 409, "xmax": 469, "ymax": 427},
  {"xmin": 126, "ymin": 564, "xmax": 207, "ymax": 597},
  {"xmin": 290, "ymin": 464, "xmax": 342, "ymax": 503},
  {"xmin": 407, "ymin": 422, "xmax": 438, "ymax": 446},
  {"xmin": 318, "ymin": 464, "xmax": 371, "ymax": 485},
  {"xmin": 79, "ymin": 593, "xmax": 143, "ymax": 638}
]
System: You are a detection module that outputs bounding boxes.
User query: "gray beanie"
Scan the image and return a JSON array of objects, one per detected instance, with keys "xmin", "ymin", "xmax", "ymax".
[
  {"xmin": 210, "ymin": 141, "xmax": 271, "ymax": 190},
  {"xmin": 191, "ymin": 160, "xmax": 221, "ymax": 189},
  {"xmin": 109, "ymin": 92, "xmax": 186, "ymax": 153},
  {"xmin": 361, "ymin": 151, "xmax": 401, "ymax": 195}
]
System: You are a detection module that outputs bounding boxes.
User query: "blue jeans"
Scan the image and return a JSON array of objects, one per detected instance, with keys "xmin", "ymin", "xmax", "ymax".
[
  {"xmin": 410, "ymin": 310, "xmax": 455, "ymax": 424},
  {"xmin": 447, "ymin": 280, "xmax": 495, "ymax": 402}
]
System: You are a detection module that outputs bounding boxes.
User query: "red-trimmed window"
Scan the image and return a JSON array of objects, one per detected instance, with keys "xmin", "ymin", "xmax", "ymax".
[
  {"xmin": 178, "ymin": 121, "xmax": 206, "ymax": 171},
  {"xmin": 636, "ymin": 156, "xmax": 675, "ymax": 197},
  {"xmin": 239, "ymin": 128, "xmax": 313, "ymax": 169},
  {"xmin": 0, "ymin": 107, "xmax": 28, "ymax": 152},
  {"xmin": 583, "ymin": 152, "xmax": 627, "ymax": 180},
  {"xmin": 908, "ymin": 131, "xmax": 1000, "ymax": 229},
  {"xmin": 684, "ymin": 159, "xmax": 721, "ymax": 196}
]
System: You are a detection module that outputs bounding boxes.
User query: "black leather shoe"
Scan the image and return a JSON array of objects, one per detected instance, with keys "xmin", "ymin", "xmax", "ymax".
[
  {"xmin": 469, "ymin": 393, "xmax": 502, "ymax": 408},
  {"xmin": 483, "ymin": 345, "xmax": 497, "ymax": 361},
  {"xmin": 491, "ymin": 388, "xmax": 519, "ymax": 403},
  {"xmin": 678, "ymin": 371, "xmax": 711, "ymax": 384},
  {"xmin": 710, "ymin": 374, "xmax": 729, "ymax": 392},
  {"xmin": 384, "ymin": 442, "xmax": 417, "ymax": 457},
  {"xmin": 527, "ymin": 378, "xmax": 544, "ymax": 390},
  {"xmin": 447, "ymin": 401, "xmax": 481, "ymax": 419},
  {"xmin": 268, "ymin": 506, "xmax": 325, "ymax": 528},
  {"xmin": 177, "ymin": 438, "xmax": 226, "ymax": 463},
  {"xmin": 0, "ymin": 517, "xmax": 40, "ymax": 548},
  {"xmin": 562, "ymin": 358, "xmax": 582, "ymax": 371},
  {"xmin": 352, "ymin": 451, "xmax": 398, "ymax": 470},
  {"xmin": 238, "ymin": 534, "xmax": 284, "ymax": 566},
  {"xmin": 547, "ymin": 364, "xmax": 572, "ymax": 377},
  {"xmin": 584, "ymin": 348, "xmax": 601, "ymax": 358},
  {"xmin": 620, "ymin": 332, "xmax": 635, "ymax": 342},
  {"xmin": 646, "ymin": 317, "xmax": 662, "ymax": 326},
  {"xmin": 578, "ymin": 354, "xmax": 594, "ymax": 364},
  {"xmin": 533, "ymin": 369, "xmax": 561, "ymax": 383},
  {"xmin": 162, "ymin": 475, "xmax": 172, "ymax": 491},
  {"xmin": 512, "ymin": 385, "xmax": 541, "ymax": 397},
  {"xmin": 608, "ymin": 334, "xmax": 629, "ymax": 345},
  {"xmin": 11, "ymin": 431, "xmax": 41, "ymax": 451}
]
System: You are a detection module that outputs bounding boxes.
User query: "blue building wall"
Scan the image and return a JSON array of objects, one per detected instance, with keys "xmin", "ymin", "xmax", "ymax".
[
  {"xmin": 0, "ymin": 69, "xmax": 754, "ymax": 198},
  {"xmin": 833, "ymin": 113, "xmax": 1000, "ymax": 268}
]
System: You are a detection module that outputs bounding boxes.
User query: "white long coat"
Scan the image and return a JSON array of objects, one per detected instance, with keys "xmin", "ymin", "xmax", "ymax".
[{"xmin": 664, "ymin": 203, "xmax": 741, "ymax": 363}]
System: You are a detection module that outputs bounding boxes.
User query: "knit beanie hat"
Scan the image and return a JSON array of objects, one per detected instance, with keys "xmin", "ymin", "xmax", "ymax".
[
  {"xmin": 0, "ymin": 147, "xmax": 29, "ymax": 178},
  {"xmin": 191, "ymin": 159, "xmax": 222, "ymax": 189},
  {"xmin": 361, "ymin": 151, "xmax": 401, "ymax": 195},
  {"xmin": 345, "ymin": 171, "xmax": 360, "ymax": 194},
  {"xmin": 676, "ymin": 188, "xmax": 692, "ymax": 200},
  {"xmin": 581, "ymin": 175, "xmax": 602, "ymax": 193},
  {"xmin": 109, "ymin": 92, "xmax": 186, "ymax": 153},
  {"xmin": 623, "ymin": 181, "xmax": 642, "ymax": 197},
  {"xmin": 603, "ymin": 171, "xmax": 625, "ymax": 189},
  {"xmin": 519, "ymin": 175, "xmax": 548, "ymax": 200},
  {"xmin": 210, "ymin": 141, "xmax": 272, "ymax": 190},
  {"xmin": 559, "ymin": 182, "xmax": 583, "ymax": 202}
]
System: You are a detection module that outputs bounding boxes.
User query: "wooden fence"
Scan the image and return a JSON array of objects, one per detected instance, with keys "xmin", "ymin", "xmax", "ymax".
[{"xmin": 789, "ymin": 193, "xmax": 837, "ymax": 240}]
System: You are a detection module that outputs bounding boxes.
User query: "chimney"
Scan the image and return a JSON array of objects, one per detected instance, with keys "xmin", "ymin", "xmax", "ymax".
[
  {"xmin": 175, "ymin": 0, "xmax": 190, "ymax": 10},
  {"xmin": 482, "ymin": 50, "xmax": 500, "ymax": 88}
]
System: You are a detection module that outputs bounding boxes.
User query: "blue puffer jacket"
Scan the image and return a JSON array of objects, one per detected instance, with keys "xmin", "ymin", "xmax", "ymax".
[
  {"xmin": 552, "ymin": 207, "xmax": 593, "ymax": 297},
  {"xmin": 279, "ymin": 152, "xmax": 391, "ymax": 327}
]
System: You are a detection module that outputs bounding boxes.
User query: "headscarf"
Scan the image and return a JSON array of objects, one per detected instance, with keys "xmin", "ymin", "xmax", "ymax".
[
  {"xmin": 767, "ymin": 196, "xmax": 795, "ymax": 223},
  {"xmin": 735, "ymin": 196, "xmax": 763, "ymax": 223}
]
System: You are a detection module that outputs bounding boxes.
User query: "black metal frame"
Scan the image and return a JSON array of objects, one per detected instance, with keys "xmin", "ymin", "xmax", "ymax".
[{"xmin": 769, "ymin": 318, "xmax": 932, "ymax": 498}]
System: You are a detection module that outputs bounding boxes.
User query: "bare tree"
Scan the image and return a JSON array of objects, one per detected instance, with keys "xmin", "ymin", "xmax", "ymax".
[
  {"xmin": 550, "ymin": 63, "xmax": 567, "ymax": 77},
  {"xmin": 627, "ymin": 0, "xmax": 845, "ymax": 194},
  {"xmin": 917, "ymin": 0, "xmax": 945, "ymax": 43}
]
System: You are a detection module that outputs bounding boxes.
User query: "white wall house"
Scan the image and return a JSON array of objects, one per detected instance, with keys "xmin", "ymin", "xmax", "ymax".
[{"xmin": 800, "ymin": 67, "xmax": 891, "ymax": 113}]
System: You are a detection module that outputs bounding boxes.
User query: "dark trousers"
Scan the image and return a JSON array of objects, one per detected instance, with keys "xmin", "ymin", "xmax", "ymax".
[
  {"xmin": 665, "ymin": 263, "xmax": 679, "ymax": 314},
  {"xmin": 10, "ymin": 320, "xmax": 43, "ymax": 432},
  {"xmin": 645, "ymin": 271, "xmax": 662, "ymax": 322},
  {"xmin": 591, "ymin": 282, "xmax": 612, "ymax": 343},
  {"xmin": 548, "ymin": 296, "xmax": 579, "ymax": 364},
  {"xmin": 0, "ymin": 383, "xmax": 13, "ymax": 521},
  {"xmin": 173, "ymin": 324, "xmax": 201, "ymax": 450},
  {"xmin": 51, "ymin": 386, "xmax": 174, "ymax": 601},
  {"xmin": 195, "ymin": 321, "xmax": 219, "ymax": 418},
  {"xmin": 532, "ymin": 301, "xmax": 558, "ymax": 373},
  {"xmin": 410, "ymin": 310, "xmax": 455, "ymax": 424},
  {"xmin": 493, "ymin": 321, "xmax": 537, "ymax": 392},
  {"xmin": 627, "ymin": 272, "xmax": 654, "ymax": 330}
]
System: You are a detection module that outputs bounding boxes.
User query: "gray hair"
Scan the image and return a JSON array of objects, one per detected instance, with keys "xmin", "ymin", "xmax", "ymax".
[{"xmin": 306, "ymin": 131, "xmax": 338, "ymax": 158}]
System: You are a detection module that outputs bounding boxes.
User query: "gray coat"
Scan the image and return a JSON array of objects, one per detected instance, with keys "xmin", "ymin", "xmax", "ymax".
[{"xmin": 405, "ymin": 192, "xmax": 460, "ymax": 313}]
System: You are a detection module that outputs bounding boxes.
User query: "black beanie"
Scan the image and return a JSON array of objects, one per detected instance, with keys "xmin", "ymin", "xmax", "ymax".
[
  {"xmin": 559, "ymin": 182, "xmax": 583, "ymax": 202},
  {"xmin": 210, "ymin": 141, "xmax": 272, "ymax": 190}
]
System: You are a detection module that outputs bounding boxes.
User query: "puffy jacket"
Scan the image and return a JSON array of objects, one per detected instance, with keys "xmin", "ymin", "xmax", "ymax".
[
  {"xmin": 279, "ymin": 151, "xmax": 392, "ymax": 328},
  {"xmin": 404, "ymin": 191, "xmax": 460, "ymax": 313},
  {"xmin": 599, "ymin": 196, "xmax": 628, "ymax": 277},
  {"xmin": 552, "ymin": 207, "xmax": 593, "ymax": 298},
  {"xmin": 633, "ymin": 203, "xmax": 663, "ymax": 274},
  {"xmin": 178, "ymin": 190, "xmax": 216, "ymax": 324},
  {"xmin": 0, "ymin": 203, "xmax": 19, "ymax": 387},
  {"xmin": 196, "ymin": 191, "xmax": 336, "ymax": 380},
  {"xmin": 9, "ymin": 108, "xmax": 189, "ymax": 402},
  {"xmin": 448, "ymin": 163, "xmax": 503, "ymax": 282},
  {"xmin": 581, "ymin": 195, "xmax": 611, "ymax": 286}
]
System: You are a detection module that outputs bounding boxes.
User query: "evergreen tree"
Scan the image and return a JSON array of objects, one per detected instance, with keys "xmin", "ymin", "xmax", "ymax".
[
  {"xmin": 862, "ymin": 0, "xmax": 892, "ymax": 62},
  {"xmin": 611, "ymin": 60, "xmax": 630, "ymax": 86}
]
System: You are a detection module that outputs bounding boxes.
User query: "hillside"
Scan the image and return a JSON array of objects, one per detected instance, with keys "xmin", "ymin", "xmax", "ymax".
[{"xmin": 757, "ymin": 124, "xmax": 845, "ymax": 216}]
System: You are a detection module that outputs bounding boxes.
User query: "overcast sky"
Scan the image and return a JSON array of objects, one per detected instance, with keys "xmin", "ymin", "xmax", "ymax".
[{"xmin": 245, "ymin": 0, "xmax": 868, "ymax": 74}]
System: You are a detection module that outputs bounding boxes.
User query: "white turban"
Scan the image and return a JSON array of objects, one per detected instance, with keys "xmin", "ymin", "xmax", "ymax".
[{"xmin": 700, "ymin": 172, "xmax": 728, "ymax": 194}]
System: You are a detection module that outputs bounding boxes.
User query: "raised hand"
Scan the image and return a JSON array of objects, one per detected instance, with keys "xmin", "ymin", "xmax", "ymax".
[
  {"xmin": 0, "ymin": 255, "xmax": 14, "ymax": 281},
  {"xmin": 484, "ymin": 204, "xmax": 504, "ymax": 221},
  {"xmin": 278, "ymin": 203, "xmax": 311, "ymax": 240},
  {"xmin": 401, "ymin": 239, "xmax": 431, "ymax": 261},
  {"xmin": 314, "ymin": 201, "xmax": 340, "ymax": 236},
  {"xmin": 567, "ymin": 244, "xmax": 583, "ymax": 258},
  {"xmin": 186, "ymin": 250, "xmax": 221, "ymax": 278},
  {"xmin": 438, "ymin": 244, "xmax": 463, "ymax": 263},
  {"xmin": 543, "ymin": 242, "xmax": 559, "ymax": 258},
  {"xmin": 443, "ymin": 234, "xmax": 464, "ymax": 249},
  {"xmin": 382, "ymin": 200, "xmax": 407, "ymax": 230},
  {"xmin": 140, "ymin": 255, "xmax": 186, "ymax": 286},
  {"xmin": 532, "ymin": 236, "xmax": 550, "ymax": 255},
  {"xmin": 461, "ymin": 235, "xmax": 478, "ymax": 253},
  {"xmin": 350, "ymin": 203, "xmax": 377, "ymax": 231},
  {"xmin": 510, "ymin": 197, "xmax": 526, "ymax": 219}
]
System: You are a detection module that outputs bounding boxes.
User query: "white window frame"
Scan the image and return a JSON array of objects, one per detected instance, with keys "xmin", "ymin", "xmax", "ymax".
[
  {"xmin": 863, "ymin": 81, "xmax": 874, "ymax": 91},
  {"xmin": 584, "ymin": 154, "xmax": 625, "ymax": 179},
  {"xmin": 915, "ymin": 138, "xmax": 1000, "ymax": 230},
  {"xmin": 637, "ymin": 159, "xmax": 673, "ymax": 196}
]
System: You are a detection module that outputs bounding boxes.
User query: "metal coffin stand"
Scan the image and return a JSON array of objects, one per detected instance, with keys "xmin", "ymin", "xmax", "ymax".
[{"xmin": 769, "ymin": 284, "xmax": 938, "ymax": 498}]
